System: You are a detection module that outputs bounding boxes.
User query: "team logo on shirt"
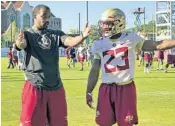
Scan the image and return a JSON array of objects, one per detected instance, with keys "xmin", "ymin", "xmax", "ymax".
[{"xmin": 37, "ymin": 34, "xmax": 51, "ymax": 49}]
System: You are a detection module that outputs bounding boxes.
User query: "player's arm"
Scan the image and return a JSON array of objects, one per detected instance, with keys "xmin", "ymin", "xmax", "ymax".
[
  {"xmin": 142, "ymin": 40, "xmax": 175, "ymax": 51},
  {"xmin": 62, "ymin": 23, "xmax": 91, "ymax": 47},
  {"xmin": 86, "ymin": 54, "xmax": 101, "ymax": 109},
  {"xmin": 15, "ymin": 29, "xmax": 27, "ymax": 50},
  {"xmin": 86, "ymin": 59, "xmax": 101, "ymax": 94}
]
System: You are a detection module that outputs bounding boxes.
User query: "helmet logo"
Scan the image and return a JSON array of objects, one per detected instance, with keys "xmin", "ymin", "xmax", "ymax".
[
  {"xmin": 112, "ymin": 43, "xmax": 116, "ymax": 47},
  {"xmin": 98, "ymin": 8, "xmax": 126, "ymax": 38}
]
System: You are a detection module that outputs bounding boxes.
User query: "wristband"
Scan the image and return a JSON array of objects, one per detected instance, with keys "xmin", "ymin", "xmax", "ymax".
[{"xmin": 81, "ymin": 32, "xmax": 85, "ymax": 39}]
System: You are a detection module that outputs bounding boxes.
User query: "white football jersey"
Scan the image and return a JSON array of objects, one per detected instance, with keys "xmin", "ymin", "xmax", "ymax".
[
  {"xmin": 167, "ymin": 48, "xmax": 175, "ymax": 55},
  {"xmin": 12, "ymin": 48, "xmax": 17, "ymax": 57},
  {"xmin": 86, "ymin": 48, "xmax": 90, "ymax": 57},
  {"xmin": 77, "ymin": 46, "xmax": 85, "ymax": 57},
  {"xmin": 92, "ymin": 32, "xmax": 144, "ymax": 84}
]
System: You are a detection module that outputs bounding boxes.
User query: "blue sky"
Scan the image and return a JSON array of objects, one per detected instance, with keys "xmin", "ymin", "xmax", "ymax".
[{"xmin": 29, "ymin": 1, "xmax": 155, "ymax": 33}]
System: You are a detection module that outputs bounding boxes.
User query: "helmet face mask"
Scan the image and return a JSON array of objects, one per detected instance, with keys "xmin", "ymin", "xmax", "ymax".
[
  {"xmin": 98, "ymin": 8, "xmax": 126, "ymax": 38},
  {"xmin": 98, "ymin": 20, "xmax": 115, "ymax": 37}
]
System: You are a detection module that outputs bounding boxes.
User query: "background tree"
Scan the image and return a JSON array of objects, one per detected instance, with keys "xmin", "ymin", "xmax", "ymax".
[
  {"xmin": 88, "ymin": 25, "xmax": 100, "ymax": 45},
  {"xmin": 68, "ymin": 29, "xmax": 79, "ymax": 34},
  {"xmin": 2, "ymin": 21, "xmax": 18, "ymax": 47}
]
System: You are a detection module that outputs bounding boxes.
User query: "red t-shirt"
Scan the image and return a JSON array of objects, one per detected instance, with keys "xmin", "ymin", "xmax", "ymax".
[{"xmin": 7, "ymin": 50, "xmax": 12, "ymax": 59}]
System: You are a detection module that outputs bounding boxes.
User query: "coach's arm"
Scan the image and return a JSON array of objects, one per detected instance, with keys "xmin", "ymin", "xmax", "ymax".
[
  {"xmin": 141, "ymin": 40, "xmax": 175, "ymax": 51},
  {"xmin": 63, "ymin": 23, "xmax": 91, "ymax": 47},
  {"xmin": 15, "ymin": 30, "xmax": 27, "ymax": 50},
  {"xmin": 86, "ymin": 59, "xmax": 101, "ymax": 109}
]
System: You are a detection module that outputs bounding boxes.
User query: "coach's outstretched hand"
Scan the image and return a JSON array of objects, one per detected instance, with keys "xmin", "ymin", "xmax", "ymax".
[
  {"xmin": 157, "ymin": 40, "xmax": 175, "ymax": 50},
  {"xmin": 81, "ymin": 22, "xmax": 91, "ymax": 39},
  {"xmin": 18, "ymin": 29, "xmax": 24, "ymax": 42},
  {"xmin": 16, "ymin": 29, "xmax": 27, "ymax": 49}
]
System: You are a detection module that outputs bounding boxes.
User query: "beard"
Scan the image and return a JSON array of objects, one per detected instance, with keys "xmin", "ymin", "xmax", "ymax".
[{"xmin": 38, "ymin": 21, "xmax": 49, "ymax": 30}]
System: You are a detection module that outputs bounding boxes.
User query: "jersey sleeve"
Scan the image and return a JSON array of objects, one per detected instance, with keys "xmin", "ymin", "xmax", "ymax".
[
  {"xmin": 135, "ymin": 40, "xmax": 144, "ymax": 51},
  {"xmin": 91, "ymin": 40, "xmax": 101, "ymax": 59},
  {"xmin": 130, "ymin": 32, "xmax": 145, "ymax": 50},
  {"xmin": 57, "ymin": 30, "xmax": 68, "ymax": 48}
]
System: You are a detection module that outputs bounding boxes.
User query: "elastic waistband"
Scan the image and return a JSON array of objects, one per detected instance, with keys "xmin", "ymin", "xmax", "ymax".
[{"xmin": 102, "ymin": 79, "xmax": 133, "ymax": 86}]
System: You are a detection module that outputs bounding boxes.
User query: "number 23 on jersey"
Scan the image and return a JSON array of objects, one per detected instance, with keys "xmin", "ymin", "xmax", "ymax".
[{"xmin": 102, "ymin": 47, "xmax": 129, "ymax": 73}]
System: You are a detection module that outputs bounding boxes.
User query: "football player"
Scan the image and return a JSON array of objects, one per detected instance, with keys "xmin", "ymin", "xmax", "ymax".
[
  {"xmin": 77, "ymin": 44, "xmax": 86, "ymax": 71},
  {"xmin": 164, "ymin": 48, "xmax": 175, "ymax": 72},
  {"xmin": 157, "ymin": 50, "xmax": 164, "ymax": 70},
  {"xmin": 86, "ymin": 8, "xmax": 175, "ymax": 126},
  {"xmin": 144, "ymin": 51, "xmax": 151, "ymax": 73},
  {"xmin": 65, "ymin": 47, "xmax": 71, "ymax": 68}
]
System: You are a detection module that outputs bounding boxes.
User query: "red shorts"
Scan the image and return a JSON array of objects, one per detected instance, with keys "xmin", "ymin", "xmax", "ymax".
[
  {"xmin": 167, "ymin": 55, "xmax": 175, "ymax": 64},
  {"xmin": 144, "ymin": 53, "xmax": 151, "ymax": 63},
  {"xmin": 66, "ymin": 55, "xmax": 70, "ymax": 60},
  {"xmin": 78, "ymin": 55, "xmax": 85, "ymax": 62},
  {"xmin": 96, "ymin": 81, "xmax": 138, "ymax": 126},
  {"xmin": 20, "ymin": 81, "xmax": 67, "ymax": 126},
  {"xmin": 13, "ymin": 56, "xmax": 18, "ymax": 63},
  {"xmin": 157, "ymin": 52, "xmax": 164, "ymax": 60}
]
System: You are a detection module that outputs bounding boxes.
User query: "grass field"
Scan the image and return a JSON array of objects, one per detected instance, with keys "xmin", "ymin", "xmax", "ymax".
[{"xmin": 1, "ymin": 57, "xmax": 175, "ymax": 126}]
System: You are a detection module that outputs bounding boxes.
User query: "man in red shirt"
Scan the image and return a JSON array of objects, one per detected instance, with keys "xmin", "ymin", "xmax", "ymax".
[{"xmin": 7, "ymin": 46, "xmax": 14, "ymax": 69}]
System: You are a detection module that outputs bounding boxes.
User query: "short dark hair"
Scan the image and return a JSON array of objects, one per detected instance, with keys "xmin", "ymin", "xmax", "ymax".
[{"xmin": 33, "ymin": 5, "xmax": 51, "ymax": 18}]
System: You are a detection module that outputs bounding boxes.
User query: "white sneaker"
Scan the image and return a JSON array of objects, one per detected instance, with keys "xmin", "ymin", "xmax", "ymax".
[
  {"xmin": 164, "ymin": 69, "xmax": 167, "ymax": 73},
  {"xmin": 147, "ymin": 68, "xmax": 150, "ymax": 73}
]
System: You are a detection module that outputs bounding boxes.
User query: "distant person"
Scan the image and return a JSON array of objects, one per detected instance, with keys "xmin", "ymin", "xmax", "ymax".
[
  {"xmin": 12, "ymin": 43, "xmax": 18, "ymax": 69},
  {"xmin": 164, "ymin": 48, "xmax": 175, "ymax": 72},
  {"xmin": 157, "ymin": 50, "xmax": 164, "ymax": 70},
  {"xmin": 144, "ymin": 51, "xmax": 151, "ymax": 73},
  {"xmin": 136, "ymin": 49, "xmax": 140, "ymax": 60},
  {"xmin": 85, "ymin": 46, "xmax": 93, "ymax": 66},
  {"xmin": 77, "ymin": 44, "xmax": 86, "ymax": 71},
  {"xmin": 138, "ymin": 50, "xmax": 144, "ymax": 66},
  {"xmin": 65, "ymin": 47, "xmax": 71, "ymax": 68},
  {"xmin": 17, "ymin": 50, "xmax": 23, "ymax": 71},
  {"xmin": 149, "ymin": 51, "xmax": 154, "ymax": 68},
  {"xmin": 69, "ymin": 47, "xmax": 76, "ymax": 67},
  {"xmin": 7, "ymin": 46, "xmax": 14, "ymax": 69}
]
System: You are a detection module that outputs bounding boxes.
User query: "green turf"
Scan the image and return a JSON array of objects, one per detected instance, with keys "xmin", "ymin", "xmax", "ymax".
[{"xmin": 1, "ymin": 57, "xmax": 175, "ymax": 126}]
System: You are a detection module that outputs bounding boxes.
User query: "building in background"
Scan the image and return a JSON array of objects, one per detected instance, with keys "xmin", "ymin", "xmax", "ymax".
[
  {"xmin": 154, "ymin": 1, "xmax": 175, "ymax": 60},
  {"xmin": 155, "ymin": 1, "xmax": 175, "ymax": 40},
  {"xmin": 48, "ymin": 13, "xmax": 62, "ymax": 30},
  {"xmin": 1, "ymin": 1, "xmax": 62, "ymax": 56},
  {"xmin": 1, "ymin": 1, "xmax": 33, "ymax": 33},
  {"xmin": 1, "ymin": 1, "xmax": 62, "ymax": 33},
  {"xmin": 147, "ymin": 32, "xmax": 155, "ymax": 41}
]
